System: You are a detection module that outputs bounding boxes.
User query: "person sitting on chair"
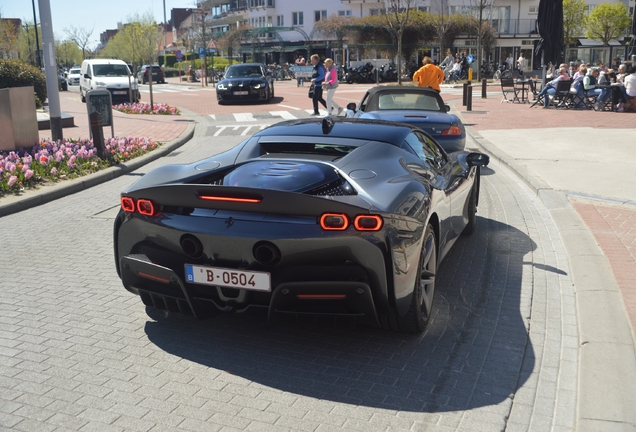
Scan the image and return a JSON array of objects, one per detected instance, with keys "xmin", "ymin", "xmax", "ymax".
[{"xmin": 532, "ymin": 67, "xmax": 569, "ymax": 108}]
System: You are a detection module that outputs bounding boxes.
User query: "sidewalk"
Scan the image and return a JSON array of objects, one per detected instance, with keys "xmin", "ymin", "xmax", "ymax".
[
  {"xmin": 0, "ymin": 90, "xmax": 195, "ymax": 217},
  {"xmin": 450, "ymin": 89, "xmax": 636, "ymax": 431}
]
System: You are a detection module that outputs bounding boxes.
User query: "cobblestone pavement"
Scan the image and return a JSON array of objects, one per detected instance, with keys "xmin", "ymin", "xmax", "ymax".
[{"xmin": 0, "ymin": 112, "xmax": 577, "ymax": 430}]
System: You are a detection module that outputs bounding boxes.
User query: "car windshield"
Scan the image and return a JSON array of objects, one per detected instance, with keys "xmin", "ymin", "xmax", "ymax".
[
  {"xmin": 69, "ymin": 69, "xmax": 80, "ymax": 75},
  {"xmin": 92, "ymin": 64, "xmax": 130, "ymax": 77},
  {"xmin": 225, "ymin": 65, "xmax": 263, "ymax": 78},
  {"xmin": 376, "ymin": 93, "xmax": 441, "ymax": 111}
]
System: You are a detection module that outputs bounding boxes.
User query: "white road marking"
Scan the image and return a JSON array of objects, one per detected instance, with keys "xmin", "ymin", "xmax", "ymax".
[
  {"xmin": 241, "ymin": 126, "xmax": 253, "ymax": 136},
  {"xmin": 270, "ymin": 111, "xmax": 297, "ymax": 120},
  {"xmin": 277, "ymin": 104, "xmax": 301, "ymax": 110},
  {"xmin": 234, "ymin": 113, "xmax": 256, "ymax": 122},
  {"xmin": 209, "ymin": 114, "xmax": 216, "ymax": 121},
  {"xmin": 214, "ymin": 126, "xmax": 227, "ymax": 136}
]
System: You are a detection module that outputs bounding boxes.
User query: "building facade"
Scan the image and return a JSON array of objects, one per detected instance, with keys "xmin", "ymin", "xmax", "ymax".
[{"xmin": 193, "ymin": 0, "xmax": 634, "ymax": 69}]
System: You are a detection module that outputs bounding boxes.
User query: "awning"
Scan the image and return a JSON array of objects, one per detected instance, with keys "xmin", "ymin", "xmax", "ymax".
[{"xmin": 578, "ymin": 38, "xmax": 622, "ymax": 47}]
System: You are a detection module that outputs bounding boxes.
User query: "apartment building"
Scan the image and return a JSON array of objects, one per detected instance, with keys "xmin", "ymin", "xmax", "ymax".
[{"xmin": 195, "ymin": 0, "xmax": 634, "ymax": 68}]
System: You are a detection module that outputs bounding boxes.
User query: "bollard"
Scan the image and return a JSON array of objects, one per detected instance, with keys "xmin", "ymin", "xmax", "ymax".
[
  {"xmin": 462, "ymin": 82, "xmax": 468, "ymax": 106},
  {"xmin": 467, "ymin": 86, "xmax": 473, "ymax": 111},
  {"xmin": 89, "ymin": 111, "xmax": 105, "ymax": 154},
  {"xmin": 482, "ymin": 78, "xmax": 487, "ymax": 99}
]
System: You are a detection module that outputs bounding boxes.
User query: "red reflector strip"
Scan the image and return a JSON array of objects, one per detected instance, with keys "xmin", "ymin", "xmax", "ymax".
[
  {"xmin": 199, "ymin": 195, "xmax": 261, "ymax": 203},
  {"xmin": 121, "ymin": 197, "xmax": 135, "ymax": 212},
  {"xmin": 354, "ymin": 215, "xmax": 383, "ymax": 231},
  {"xmin": 297, "ymin": 294, "xmax": 347, "ymax": 299},
  {"xmin": 137, "ymin": 271, "xmax": 170, "ymax": 284},
  {"xmin": 137, "ymin": 199, "xmax": 155, "ymax": 216},
  {"xmin": 320, "ymin": 213, "xmax": 349, "ymax": 231}
]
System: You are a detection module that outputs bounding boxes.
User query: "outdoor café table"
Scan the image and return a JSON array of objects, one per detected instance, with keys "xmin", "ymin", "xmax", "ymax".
[{"xmin": 514, "ymin": 78, "xmax": 533, "ymax": 103}]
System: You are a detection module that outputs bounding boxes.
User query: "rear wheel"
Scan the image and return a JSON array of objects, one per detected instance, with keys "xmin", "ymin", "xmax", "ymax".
[
  {"xmin": 80, "ymin": 88, "xmax": 86, "ymax": 102},
  {"xmin": 493, "ymin": 70, "xmax": 501, "ymax": 81},
  {"xmin": 397, "ymin": 224, "xmax": 437, "ymax": 333},
  {"xmin": 502, "ymin": 69, "xmax": 512, "ymax": 79}
]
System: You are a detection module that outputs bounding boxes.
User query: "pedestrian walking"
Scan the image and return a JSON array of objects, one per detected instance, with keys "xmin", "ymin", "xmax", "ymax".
[
  {"xmin": 309, "ymin": 54, "xmax": 327, "ymax": 115},
  {"xmin": 295, "ymin": 55, "xmax": 306, "ymax": 87},
  {"xmin": 323, "ymin": 58, "xmax": 342, "ymax": 116},
  {"xmin": 517, "ymin": 53, "xmax": 526, "ymax": 77},
  {"xmin": 412, "ymin": 56, "xmax": 444, "ymax": 92}
]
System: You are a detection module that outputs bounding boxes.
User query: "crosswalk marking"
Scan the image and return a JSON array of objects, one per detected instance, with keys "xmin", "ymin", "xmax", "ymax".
[
  {"xmin": 234, "ymin": 113, "xmax": 256, "ymax": 122},
  {"xmin": 214, "ymin": 124, "xmax": 270, "ymax": 137},
  {"xmin": 270, "ymin": 111, "xmax": 297, "ymax": 120}
]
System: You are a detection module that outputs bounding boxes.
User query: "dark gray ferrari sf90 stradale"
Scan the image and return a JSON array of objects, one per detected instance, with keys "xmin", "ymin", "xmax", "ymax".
[{"xmin": 114, "ymin": 118, "xmax": 489, "ymax": 333}]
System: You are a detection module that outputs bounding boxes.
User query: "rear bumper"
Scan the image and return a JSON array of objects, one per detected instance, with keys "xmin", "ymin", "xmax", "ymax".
[{"xmin": 115, "ymin": 212, "xmax": 391, "ymax": 326}]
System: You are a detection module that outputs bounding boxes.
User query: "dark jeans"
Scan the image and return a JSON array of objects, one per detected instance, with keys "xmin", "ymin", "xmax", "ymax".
[{"xmin": 312, "ymin": 85, "xmax": 327, "ymax": 114}]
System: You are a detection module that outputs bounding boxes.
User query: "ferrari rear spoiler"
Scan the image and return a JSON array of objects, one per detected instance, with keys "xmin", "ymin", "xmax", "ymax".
[{"xmin": 122, "ymin": 184, "xmax": 373, "ymax": 218}]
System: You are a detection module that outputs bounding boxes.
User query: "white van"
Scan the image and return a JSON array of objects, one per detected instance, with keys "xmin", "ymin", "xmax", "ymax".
[{"xmin": 80, "ymin": 59, "xmax": 139, "ymax": 104}]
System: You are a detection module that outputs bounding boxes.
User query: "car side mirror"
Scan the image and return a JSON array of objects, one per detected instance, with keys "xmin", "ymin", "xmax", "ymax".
[
  {"xmin": 346, "ymin": 102, "xmax": 357, "ymax": 110},
  {"xmin": 84, "ymin": 74, "xmax": 90, "ymax": 79},
  {"xmin": 444, "ymin": 104, "xmax": 450, "ymax": 112},
  {"xmin": 466, "ymin": 152, "xmax": 490, "ymax": 167}
]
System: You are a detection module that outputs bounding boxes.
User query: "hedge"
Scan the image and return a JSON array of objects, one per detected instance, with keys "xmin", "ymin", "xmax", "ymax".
[{"xmin": 0, "ymin": 59, "xmax": 47, "ymax": 107}]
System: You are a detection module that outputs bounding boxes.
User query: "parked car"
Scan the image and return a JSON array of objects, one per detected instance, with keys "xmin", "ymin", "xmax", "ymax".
[
  {"xmin": 58, "ymin": 73, "xmax": 68, "ymax": 91},
  {"xmin": 113, "ymin": 117, "xmax": 489, "ymax": 333},
  {"xmin": 215, "ymin": 63, "xmax": 274, "ymax": 104},
  {"xmin": 67, "ymin": 67, "xmax": 81, "ymax": 85},
  {"xmin": 346, "ymin": 86, "xmax": 466, "ymax": 153},
  {"xmin": 79, "ymin": 59, "xmax": 139, "ymax": 104},
  {"xmin": 137, "ymin": 65, "xmax": 165, "ymax": 84}
]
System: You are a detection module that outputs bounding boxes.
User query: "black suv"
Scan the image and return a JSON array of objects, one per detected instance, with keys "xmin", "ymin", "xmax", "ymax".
[{"xmin": 137, "ymin": 65, "xmax": 165, "ymax": 84}]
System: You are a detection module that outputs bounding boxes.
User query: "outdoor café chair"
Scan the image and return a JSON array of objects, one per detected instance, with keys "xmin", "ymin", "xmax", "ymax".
[{"xmin": 500, "ymin": 78, "xmax": 520, "ymax": 103}]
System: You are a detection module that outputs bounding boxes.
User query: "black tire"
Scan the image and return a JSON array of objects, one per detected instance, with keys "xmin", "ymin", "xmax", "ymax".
[
  {"xmin": 397, "ymin": 224, "xmax": 437, "ymax": 333},
  {"xmin": 80, "ymin": 88, "xmax": 86, "ymax": 103},
  {"xmin": 493, "ymin": 70, "xmax": 501, "ymax": 81},
  {"xmin": 502, "ymin": 70, "xmax": 512, "ymax": 79}
]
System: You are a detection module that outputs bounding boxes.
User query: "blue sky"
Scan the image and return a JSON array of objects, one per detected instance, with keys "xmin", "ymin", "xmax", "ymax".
[{"xmin": 1, "ymin": 0, "xmax": 197, "ymax": 47}]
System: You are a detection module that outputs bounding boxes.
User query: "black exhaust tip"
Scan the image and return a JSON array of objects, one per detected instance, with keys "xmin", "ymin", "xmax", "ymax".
[
  {"xmin": 180, "ymin": 234, "xmax": 203, "ymax": 259},
  {"xmin": 253, "ymin": 241, "xmax": 281, "ymax": 266}
]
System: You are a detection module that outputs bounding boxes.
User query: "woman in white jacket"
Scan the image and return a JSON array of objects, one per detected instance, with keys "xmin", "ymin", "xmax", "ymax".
[{"xmin": 323, "ymin": 58, "xmax": 342, "ymax": 115}]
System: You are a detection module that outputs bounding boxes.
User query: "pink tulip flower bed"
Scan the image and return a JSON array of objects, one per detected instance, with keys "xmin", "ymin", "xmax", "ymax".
[
  {"xmin": 0, "ymin": 137, "xmax": 158, "ymax": 195},
  {"xmin": 113, "ymin": 102, "xmax": 181, "ymax": 115}
]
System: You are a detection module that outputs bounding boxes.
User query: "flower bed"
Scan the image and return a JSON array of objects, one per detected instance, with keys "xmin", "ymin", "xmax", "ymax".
[
  {"xmin": 113, "ymin": 102, "xmax": 181, "ymax": 115},
  {"xmin": 0, "ymin": 137, "xmax": 158, "ymax": 195}
]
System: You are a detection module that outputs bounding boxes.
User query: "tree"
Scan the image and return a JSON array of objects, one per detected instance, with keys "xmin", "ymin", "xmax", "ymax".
[
  {"xmin": 17, "ymin": 21, "xmax": 41, "ymax": 66},
  {"xmin": 0, "ymin": 15, "xmax": 20, "ymax": 60},
  {"xmin": 55, "ymin": 39, "xmax": 82, "ymax": 68},
  {"xmin": 563, "ymin": 0, "xmax": 586, "ymax": 46},
  {"xmin": 100, "ymin": 12, "xmax": 159, "ymax": 73},
  {"xmin": 64, "ymin": 25, "xmax": 94, "ymax": 60},
  {"xmin": 585, "ymin": 2, "xmax": 631, "ymax": 46},
  {"xmin": 313, "ymin": 15, "xmax": 353, "ymax": 54},
  {"xmin": 383, "ymin": 0, "xmax": 416, "ymax": 84},
  {"xmin": 470, "ymin": 0, "xmax": 495, "ymax": 80}
]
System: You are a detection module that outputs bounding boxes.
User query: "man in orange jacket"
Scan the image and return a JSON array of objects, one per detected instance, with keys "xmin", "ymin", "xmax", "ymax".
[{"xmin": 412, "ymin": 56, "xmax": 444, "ymax": 92}]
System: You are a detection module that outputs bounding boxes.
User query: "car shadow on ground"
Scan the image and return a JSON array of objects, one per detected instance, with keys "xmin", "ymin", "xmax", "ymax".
[{"xmin": 144, "ymin": 217, "xmax": 537, "ymax": 413}]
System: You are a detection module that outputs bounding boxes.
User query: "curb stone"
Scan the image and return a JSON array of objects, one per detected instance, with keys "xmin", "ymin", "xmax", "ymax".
[
  {"xmin": 0, "ymin": 113, "xmax": 197, "ymax": 218},
  {"xmin": 455, "ymin": 109, "xmax": 636, "ymax": 431}
]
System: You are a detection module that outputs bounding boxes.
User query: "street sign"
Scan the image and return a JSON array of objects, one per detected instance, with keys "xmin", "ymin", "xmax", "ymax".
[
  {"xmin": 207, "ymin": 39, "xmax": 217, "ymax": 50},
  {"xmin": 198, "ymin": 47, "xmax": 206, "ymax": 58},
  {"xmin": 175, "ymin": 50, "xmax": 183, "ymax": 59},
  {"xmin": 289, "ymin": 65, "xmax": 313, "ymax": 78}
]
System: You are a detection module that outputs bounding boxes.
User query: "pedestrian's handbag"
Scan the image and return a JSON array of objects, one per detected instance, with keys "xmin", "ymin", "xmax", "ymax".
[{"xmin": 308, "ymin": 83, "xmax": 315, "ymax": 98}]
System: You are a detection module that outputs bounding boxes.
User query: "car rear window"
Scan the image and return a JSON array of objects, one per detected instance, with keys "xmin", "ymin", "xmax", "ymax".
[{"xmin": 377, "ymin": 93, "xmax": 441, "ymax": 111}]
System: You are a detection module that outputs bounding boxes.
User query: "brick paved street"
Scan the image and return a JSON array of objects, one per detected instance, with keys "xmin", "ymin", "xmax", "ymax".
[{"xmin": 0, "ymin": 101, "xmax": 578, "ymax": 430}]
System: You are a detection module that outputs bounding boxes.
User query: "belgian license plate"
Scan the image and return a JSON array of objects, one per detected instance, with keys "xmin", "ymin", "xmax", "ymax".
[
  {"xmin": 185, "ymin": 264, "xmax": 270, "ymax": 292},
  {"xmin": 233, "ymin": 91, "xmax": 248, "ymax": 96},
  {"xmin": 113, "ymin": 90, "xmax": 127, "ymax": 95}
]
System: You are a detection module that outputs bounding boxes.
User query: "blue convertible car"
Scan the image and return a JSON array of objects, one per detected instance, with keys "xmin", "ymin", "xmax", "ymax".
[{"xmin": 347, "ymin": 86, "xmax": 466, "ymax": 152}]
